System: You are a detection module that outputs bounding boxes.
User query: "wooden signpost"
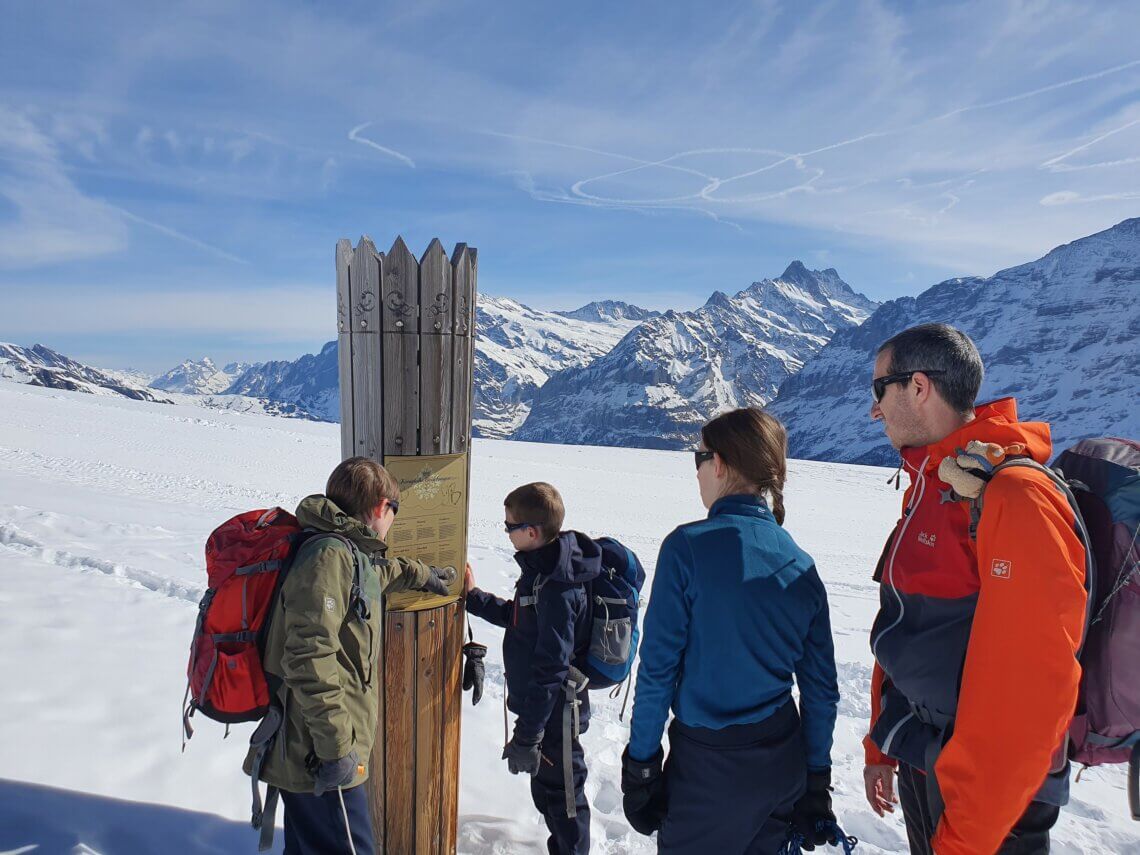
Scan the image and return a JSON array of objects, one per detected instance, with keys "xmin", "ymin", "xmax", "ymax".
[{"xmin": 336, "ymin": 235, "xmax": 477, "ymax": 854}]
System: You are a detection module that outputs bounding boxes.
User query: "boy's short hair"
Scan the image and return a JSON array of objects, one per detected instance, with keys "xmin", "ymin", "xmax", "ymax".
[
  {"xmin": 504, "ymin": 482, "xmax": 564, "ymax": 542},
  {"xmin": 326, "ymin": 456, "xmax": 399, "ymax": 520}
]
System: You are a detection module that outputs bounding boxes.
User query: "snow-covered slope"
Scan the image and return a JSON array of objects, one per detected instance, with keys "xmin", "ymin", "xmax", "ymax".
[
  {"xmin": 0, "ymin": 343, "xmax": 173, "ymax": 404},
  {"xmin": 2, "ymin": 381, "xmax": 1137, "ymax": 854},
  {"xmin": 513, "ymin": 263, "xmax": 877, "ymax": 449},
  {"xmin": 151, "ymin": 357, "xmax": 257, "ymax": 395},
  {"xmin": 475, "ymin": 296, "xmax": 646, "ymax": 437},
  {"xmin": 769, "ymin": 218, "xmax": 1140, "ymax": 465}
]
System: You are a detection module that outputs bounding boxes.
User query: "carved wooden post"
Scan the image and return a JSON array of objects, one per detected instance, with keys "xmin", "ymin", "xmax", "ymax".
[{"xmin": 336, "ymin": 235, "xmax": 476, "ymax": 854}]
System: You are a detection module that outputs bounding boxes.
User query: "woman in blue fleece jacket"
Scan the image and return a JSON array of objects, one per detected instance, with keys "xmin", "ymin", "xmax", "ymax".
[{"xmin": 622, "ymin": 407, "xmax": 841, "ymax": 854}]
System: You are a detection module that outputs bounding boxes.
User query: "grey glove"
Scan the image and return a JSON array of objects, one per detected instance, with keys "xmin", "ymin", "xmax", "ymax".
[
  {"xmin": 503, "ymin": 734, "xmax": 542, "ymax": 776},
  {"xmin": 420, "ymin": 565, "xmax": 456, "ymax": 596},
  {"xmin": 313, "ymin": 751, "xmax": 362, "ymax": 797}
]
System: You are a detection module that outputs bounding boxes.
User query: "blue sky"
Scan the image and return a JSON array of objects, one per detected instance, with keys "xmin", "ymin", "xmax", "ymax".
[{"xmin": 2, "ymin": 0, "xmax": 1139, "ymax": 373}]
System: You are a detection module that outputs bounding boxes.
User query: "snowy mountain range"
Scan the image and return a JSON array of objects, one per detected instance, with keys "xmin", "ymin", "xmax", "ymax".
[
  {"xmin": 151, "ymin": 357, "xmax": 258, "ymax": 395},
  {"xmin": 768, "ymin": 217, "xmax": 1140, "ymax": 465},
  {"xmin": 474, "ymin": 296, "xmax": 648, "ymax": 437},
  {"xmin": 221, "ymin": 343, "xmax": 341, "ymax": 422},
  {"xmin": 4, "ymin": 220, "xmax": 1134, "ymax": 463},
  {"xmin": 513, "ymin": 263, "xmax": 877, "ymax": 449},
  {"xmin": 0, "ymin": 343, "xmax": 173, "ymax": 404}
]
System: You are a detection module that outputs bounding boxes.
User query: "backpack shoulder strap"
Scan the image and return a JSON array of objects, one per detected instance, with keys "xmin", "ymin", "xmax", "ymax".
[
  {"xmin": 295, "ymin": 530, "xmax": 371, "ymax": 622},
  {"xmin": 968, "ymin": 456, "xmax": 1097, "ymax": 656},
  {"xmin": 517, "ymin": 573, "xmax": 550, "ymax": 608}
]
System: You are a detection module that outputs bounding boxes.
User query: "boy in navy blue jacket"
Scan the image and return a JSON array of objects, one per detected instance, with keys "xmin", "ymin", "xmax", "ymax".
[{"xmin": 464, "ymin": 482, "xmax": 600, "ymax": 855}]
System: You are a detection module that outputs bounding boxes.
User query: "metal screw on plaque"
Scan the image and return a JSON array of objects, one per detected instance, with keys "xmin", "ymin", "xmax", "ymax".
[
  {"xmin": 396, "ymin": 320, "xmax": 404, "ymax": 328},
  {"xmin": 433, "ymin": 435, "xmax": 440, "ymax": 443}
]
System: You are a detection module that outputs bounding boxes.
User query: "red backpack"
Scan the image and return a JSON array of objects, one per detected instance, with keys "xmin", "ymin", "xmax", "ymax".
[{"xmin": 181, "ymin": 507, "xmax": 348, "ymax": 745}]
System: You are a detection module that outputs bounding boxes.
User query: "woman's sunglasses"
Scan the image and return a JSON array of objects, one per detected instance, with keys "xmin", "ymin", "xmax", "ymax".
[{"xmin": 693, "ymin": 450, "xmax": 715, "ymax": 470}]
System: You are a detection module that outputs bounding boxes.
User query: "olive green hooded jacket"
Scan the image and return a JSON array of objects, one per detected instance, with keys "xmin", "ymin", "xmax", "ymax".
[{"xmin": 243, "ymin": 494, "xmax": 432, "ymax": 793}]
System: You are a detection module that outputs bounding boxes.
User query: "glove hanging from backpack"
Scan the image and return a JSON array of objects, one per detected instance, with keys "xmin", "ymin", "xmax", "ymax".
[{"xmin": 938, "ymin": 440, "xmax": 1027, "ymax": 499}]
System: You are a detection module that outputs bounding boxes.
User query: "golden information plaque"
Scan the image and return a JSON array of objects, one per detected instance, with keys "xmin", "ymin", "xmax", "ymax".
[{"xmin": 383, "ymin": 452, "xmax": 468, "ymax": 612}]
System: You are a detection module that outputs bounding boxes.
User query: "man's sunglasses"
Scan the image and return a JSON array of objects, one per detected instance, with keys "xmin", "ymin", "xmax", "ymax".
[
  {"xmin": 693, "ymin": 450, "xmax": 715, "ymax": 470},
  {"xmin": 504, "ymin": 521, "xmax": 535, "ymax": 533},
  {"xmin": 871, "ymin": 369, "xmax": 945, "ymax": 403}
]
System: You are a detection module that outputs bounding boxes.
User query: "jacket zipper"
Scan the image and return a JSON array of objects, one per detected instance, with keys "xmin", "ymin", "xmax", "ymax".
[{"xmin": 871, "ymin": 454, "xmax": 929, "ymax": 661}]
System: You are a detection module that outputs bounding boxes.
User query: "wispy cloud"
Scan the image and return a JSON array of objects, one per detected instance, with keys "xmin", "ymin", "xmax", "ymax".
[
  {"xmin": 0, "ymin": 107, "xmax": 128, "ymax": 268},
  {"xmin": 110, "ymin": 206, "xmax": 248, "ymax": 265},
  {"xmin": 348, "ymin": 123, "xmax": 416, "ymax": 168}
]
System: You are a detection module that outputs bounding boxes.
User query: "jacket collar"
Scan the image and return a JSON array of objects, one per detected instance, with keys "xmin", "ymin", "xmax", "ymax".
[
  {"xmin": 515, "ymin": 530, "xmax": 603, "ymax": 584},
  {"xmin": 294, "ymin": 494, "xmax": 388, "ymax": 555},
  {"xmin": 900, "ymin": 397, "xmax": 1053, "ymax": 475},
  {"xmin": 708, "ymin": 493, "xmax": 773, "ymax": 521}
]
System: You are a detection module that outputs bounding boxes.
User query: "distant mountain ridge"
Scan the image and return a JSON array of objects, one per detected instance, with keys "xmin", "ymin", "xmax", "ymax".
[
  {"xmin": 513, "ymin": 263, "xmax": 878, "ymax": 448},
  {"xmin": 224, "ymin": 343, "xmax": 340, "ymax": 422},
  {"xmin": 768, "ymin": 217, "xmax": 1140, "ymax": 464},
  {"xmin": 151, "ymin": 357, "xmax": 258, "ymax": 395},
  {"xmin": 0, "ymin": 343, "xmax": 173, "ymax": 404},
  {"xmin": 554, "ymin": 301, "xmax": 660, "ymax": 323}
]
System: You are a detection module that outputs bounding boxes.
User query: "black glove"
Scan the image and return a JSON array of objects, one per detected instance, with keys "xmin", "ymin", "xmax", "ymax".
[
  {"xmin": 420, "ymin": 565, "xmax": 456, "ymax": 596},
  {"xmin": 313, "ymin": 751, "xmax": 362, "ymax": 797},
  {"xmin": 787, "ymin": 768, "xmax": 837, "ymax": 851},
  {"xmin": 502, "ymin": 734, "xmax": 542, "ymax": 775},
  {"xmin": 621, "ymin": 746, "xmax": 667, "ymax": 835},
  {"xmin": 461, "ymin": 641, "xmax": 487, "ymax": 705}
]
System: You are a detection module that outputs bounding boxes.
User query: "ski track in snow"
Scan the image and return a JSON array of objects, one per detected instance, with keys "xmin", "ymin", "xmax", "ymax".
[
  {"xmin": 1, "ymin": 380, "xmax": 1138, "ymax": 854},
  {"xmin": 0, "ymin": 520, "xmax": 204, "ymax": 603}
]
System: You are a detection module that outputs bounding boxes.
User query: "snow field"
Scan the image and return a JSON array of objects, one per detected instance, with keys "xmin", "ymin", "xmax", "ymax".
[{"xmin": 1, "ymin": 380, "xmax": 1137, "ymax": 854}]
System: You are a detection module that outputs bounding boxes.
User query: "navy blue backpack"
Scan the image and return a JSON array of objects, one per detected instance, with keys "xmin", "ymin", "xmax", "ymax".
[{"xmin": 579, "ymin": 536, "xmax": 646, "ymax": 691}]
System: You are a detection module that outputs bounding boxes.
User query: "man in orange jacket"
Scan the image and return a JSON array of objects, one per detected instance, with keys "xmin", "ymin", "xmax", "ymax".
[{"xmin": 862, "ymin": 323, "xmax": 1087, "ymax": 855}]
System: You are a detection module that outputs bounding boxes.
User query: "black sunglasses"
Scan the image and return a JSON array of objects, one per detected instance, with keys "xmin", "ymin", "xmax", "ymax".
[
  {"xmin": 387, "ymin": 498, "xmax": 400, "ymax": 516},
  {"xmin": 872, "ymin": 370, "xmax": 945, "ymax": 403},
  {"xmin": 504, "ymin": 521, "xmax": 534, "ymax": 534},
  {"xmin": 693, "ymin": 450, "xmax": 715, "ymax": 470}
]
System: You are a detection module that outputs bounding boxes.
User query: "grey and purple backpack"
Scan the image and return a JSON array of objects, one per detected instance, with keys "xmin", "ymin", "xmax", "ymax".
[{"xmin": 967, "ymin": 437, "xmax": 1140, "ymax": 819}]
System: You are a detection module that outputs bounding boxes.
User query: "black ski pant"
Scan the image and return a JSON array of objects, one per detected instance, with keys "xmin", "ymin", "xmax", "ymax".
[
  {"xmin": 530, "ymin": 722, "xmax": 590, "ymax": 855},
  {"xmin": 657, "ymin": 700, "xmax": 807, "ymax": 854},
  {"xmin": 281, "ymin": 785, "xmax": 375, "ymax": 855},
  {"xmin": 897, "ymin": 763, "xmax": 1059, "ymax": 855}
]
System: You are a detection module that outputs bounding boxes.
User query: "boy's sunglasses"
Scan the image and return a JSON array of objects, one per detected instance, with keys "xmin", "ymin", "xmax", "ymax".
[
  {"xmin": 387, "ymin": 498, "xmax": 400, "ymax": 516},
  {"xmin": 871, "ymin": 369, "xmax": 944, "ymax": 403},
  {"xmin": 504, "ymin": 521, "xmax": 534, "ymax": 533},
  {"xmin": 693, "ymin": 450, "xmax": 715, "ymax": 470}
]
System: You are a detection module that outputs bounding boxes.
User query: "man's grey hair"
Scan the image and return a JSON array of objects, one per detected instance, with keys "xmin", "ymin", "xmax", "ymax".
[{"xmin": 878, "ymin": 323, "xmax": 984, "ymax": 414}]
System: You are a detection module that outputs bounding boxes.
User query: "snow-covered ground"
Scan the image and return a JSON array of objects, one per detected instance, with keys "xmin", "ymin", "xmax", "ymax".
[{"xmin": 1, "ymin": 379, "xmax": 1137, "ymax": 854}]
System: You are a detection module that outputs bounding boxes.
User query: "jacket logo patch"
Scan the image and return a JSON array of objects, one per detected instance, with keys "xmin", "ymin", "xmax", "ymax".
[
  {"xmin": 991, "ymin": 559, "xmax": 1012, "ymax": 579},
  {"xmin": 917, "ymin": 531, "xmax": 937, "ymax": 548},
  {"xmin": 324, "ymin": 596, "xmax": 336, "ymax": 611}
]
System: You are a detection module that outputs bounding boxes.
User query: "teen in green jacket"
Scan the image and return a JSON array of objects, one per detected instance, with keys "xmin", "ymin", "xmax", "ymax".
[{"xmin": 245, "ymin": 457, "xmax": 451, "ymax": 854}]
